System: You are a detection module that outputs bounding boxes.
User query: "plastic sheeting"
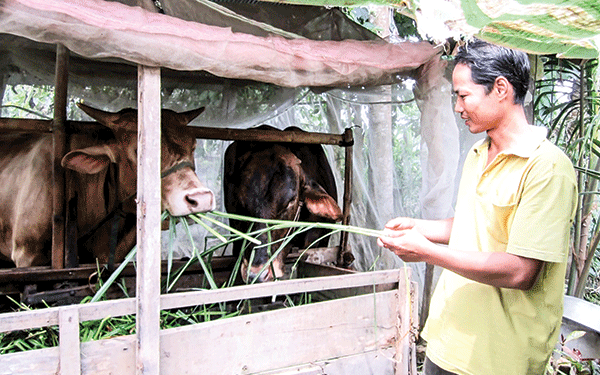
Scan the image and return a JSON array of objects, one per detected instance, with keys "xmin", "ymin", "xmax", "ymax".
[{"xmin": 0, "ymin": 0, "xmax": 441, "ymax": 88}]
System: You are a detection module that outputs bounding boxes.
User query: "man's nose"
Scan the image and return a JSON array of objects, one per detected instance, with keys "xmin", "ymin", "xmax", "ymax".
[{"xmin": 454, "ymin": 100, "xmax": 463, "ymax": 113}]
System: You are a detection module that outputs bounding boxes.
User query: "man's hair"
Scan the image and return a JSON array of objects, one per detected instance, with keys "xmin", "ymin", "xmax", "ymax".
[{"xmin": 454, "ymin": 39, "xmax": 530, "ymax": 105}]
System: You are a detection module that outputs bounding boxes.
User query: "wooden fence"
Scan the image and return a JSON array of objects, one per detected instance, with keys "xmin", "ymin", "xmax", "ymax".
[{"xmin": 0, "ymin": 268, "xmax": 418, "ymax": 375}]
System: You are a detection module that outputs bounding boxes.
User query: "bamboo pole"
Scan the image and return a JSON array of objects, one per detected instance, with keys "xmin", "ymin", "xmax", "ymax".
[{"xmin": 51, "ymin": 44, "xmax": 69, "ymax": 270}]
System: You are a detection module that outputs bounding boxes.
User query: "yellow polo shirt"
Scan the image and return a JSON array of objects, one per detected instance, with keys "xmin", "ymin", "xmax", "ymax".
[{"xmin": 421, "ymin": 130, "xmax": 577, "ymax": 375}]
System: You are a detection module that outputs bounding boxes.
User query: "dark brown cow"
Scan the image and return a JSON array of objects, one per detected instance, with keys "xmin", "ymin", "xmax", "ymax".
[
  {"xmin": 224, "ymin": 125, "xmax": 342, "ymax": 283},
  {"xmin": 0, "ymin": 103, "xmax": 215, "ymax": 267}
]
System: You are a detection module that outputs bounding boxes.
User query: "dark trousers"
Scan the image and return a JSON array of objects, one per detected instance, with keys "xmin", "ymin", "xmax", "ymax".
[{"xmin": 423, "ymin": 357, "xmax": 459, "ymax": 375}]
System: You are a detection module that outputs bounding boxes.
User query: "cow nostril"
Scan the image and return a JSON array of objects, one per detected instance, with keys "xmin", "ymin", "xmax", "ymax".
[
  {"xmin": 183, "ymin": 189, "xmax": 215, "ymax": 212},
  {"xmin": 185, "ymin": 195, "xmax": 198, "ymax": 207}
]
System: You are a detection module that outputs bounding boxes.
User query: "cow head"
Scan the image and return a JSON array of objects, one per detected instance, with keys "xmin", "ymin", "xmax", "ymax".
[
  {"xmin": 225, "ymin": 143, "xmax": 342, "ymax": 283},
  {"xmin": 61, "ymin": 103, "xmax": 215, "ymax": 216}
]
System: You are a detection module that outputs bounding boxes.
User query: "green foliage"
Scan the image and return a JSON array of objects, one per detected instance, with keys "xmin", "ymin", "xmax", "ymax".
[
  {"xmin": 535, "ymin": 56, "xmax": 600, "ymax": 300},
  {"xmin": 342, "ymin": 6, "xmax": 379, "ymax": 34},
  {"xmin": 546, "ymin": 331, "xmax": 600, "ymax": 374},
  {"xmin": 393, "ymin": 12, "xmax": 420, "ymax": 40},
  {"xmin": 2, "ymin": 84, "xmax": 54, "ymax": 119}
]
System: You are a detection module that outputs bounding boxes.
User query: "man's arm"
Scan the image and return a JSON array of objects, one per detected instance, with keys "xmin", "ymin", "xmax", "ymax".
[{"xmin": 377, "ymin": 228, "xmax": 543, "ymax": 290}]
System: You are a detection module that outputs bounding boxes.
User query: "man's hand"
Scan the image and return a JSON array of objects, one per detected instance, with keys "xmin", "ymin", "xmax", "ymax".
[
  {"xmin": 383, "ymin": 217, "xmax": 416, "ymax": 231},
  {"xmin": 378, "ymin": 224, "xmax": 433, "ymax": 263}
]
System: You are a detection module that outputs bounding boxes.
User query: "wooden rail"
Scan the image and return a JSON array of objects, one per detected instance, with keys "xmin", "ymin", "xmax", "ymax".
[
  {"xmin": 0, "ymin": 268, "xmax": 417, "ymax": 375},
  {"xmin": 0, "ymin": 269, "xmax": 405, "ymax": 333},
  {"xmin": 0, "ymin": 118, "xmax": 352, "ymax": 146}
]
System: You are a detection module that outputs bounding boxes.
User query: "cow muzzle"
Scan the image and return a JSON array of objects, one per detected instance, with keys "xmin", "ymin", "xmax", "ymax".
[
  {"xmin": 241, "ymin": 258, "xmax": 285, "ymax": 283},
  {"xmin": 161, "ymin": 162, "xmax": 216, "ymax": 216}
]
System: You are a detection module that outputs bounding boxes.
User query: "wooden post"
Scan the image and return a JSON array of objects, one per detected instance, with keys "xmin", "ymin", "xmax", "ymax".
[
  {"xmin": 58, "ymin": 306, "xmax": 81, "ymax": 375},
  {"xmin": 52, "ymin": 44, "xmax": 69, "ymax": 269},
  {"xmin": 136, "ymin": 65, "xmax": 161, "ymax": 375},
  {"xmin": 395, "ymin": 269, "xmax": 416, "ymax": 375},
  {"xmin": 0, "ymin": 73, "xmax": 6, "ymax": 109},
  {"xmin": 339, "ymin": 128, "xmax": 354, "ymax": 266}
]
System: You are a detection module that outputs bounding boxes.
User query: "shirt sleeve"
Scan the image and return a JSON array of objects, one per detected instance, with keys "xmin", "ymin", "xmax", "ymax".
[{"xmin": 507, "ymin": 151, "xmax": 577, "ymax": 262}]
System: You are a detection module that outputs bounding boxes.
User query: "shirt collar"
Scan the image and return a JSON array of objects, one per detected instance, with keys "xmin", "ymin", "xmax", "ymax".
[{"xmin": 473, "ymin": 126, "xmax": 548, "ymax": 158}]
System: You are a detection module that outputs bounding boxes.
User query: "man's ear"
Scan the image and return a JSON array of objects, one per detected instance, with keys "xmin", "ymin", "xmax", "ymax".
[{"xmin": 494, "ymin": 76, "xmax": 511, "ymax": 101}]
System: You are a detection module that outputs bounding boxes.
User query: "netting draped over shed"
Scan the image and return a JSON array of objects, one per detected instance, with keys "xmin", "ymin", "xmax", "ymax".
[
  {"xmin": 0, "ymin": 0, "xmax": 441, "ymax": 87},
  {"xmin": 0, "ymin": 0, "xmax": 468, "ymax": 289}
]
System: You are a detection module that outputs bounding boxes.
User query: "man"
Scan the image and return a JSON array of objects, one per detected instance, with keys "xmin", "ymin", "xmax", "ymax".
[{"xmin": 378, "ymin": 39, "xmax": 578, "ymax": 375}]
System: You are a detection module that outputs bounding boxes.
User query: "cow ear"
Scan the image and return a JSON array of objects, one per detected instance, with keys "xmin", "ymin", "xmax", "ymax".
[
  {"xmin": 175, "ymin": 107, "xmax": 205, "ymax": 125},
  {"xmin": 61, "ymin": 144, "xmax": 119, "ymax": 174},
  {"xmin": 303, "ymin": 182, "xmax": 343, "ymax": 222}
]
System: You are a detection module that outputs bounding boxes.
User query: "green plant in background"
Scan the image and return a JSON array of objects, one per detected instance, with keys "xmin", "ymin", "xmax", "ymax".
[
  {"xmin": 534, "ymin": 57, "xmax": 600, "ymax": 301},
  {"xmin": 545, "ymin": 330, "xmax": 600, "ymax": 375}
]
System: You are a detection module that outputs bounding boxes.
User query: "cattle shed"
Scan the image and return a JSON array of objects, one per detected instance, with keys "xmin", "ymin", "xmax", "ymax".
[
  {"xmin": 0, "ymin": 0, "xmax": 461, "ymax": 287},
  {"xmin": 0, "ymin": 0, "xmax": 466, "ymax": 373}
]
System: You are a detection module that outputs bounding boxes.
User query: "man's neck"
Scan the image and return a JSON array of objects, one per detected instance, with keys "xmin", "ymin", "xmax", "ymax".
[{"xmin": 486, "ymin": 105, "xmax": 531, "ymax": 165}]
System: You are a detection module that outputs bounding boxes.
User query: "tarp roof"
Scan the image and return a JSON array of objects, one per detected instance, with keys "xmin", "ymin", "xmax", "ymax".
[{"xmin": 0, "ymin": 0, "xmax": 441, "ymax": 89}]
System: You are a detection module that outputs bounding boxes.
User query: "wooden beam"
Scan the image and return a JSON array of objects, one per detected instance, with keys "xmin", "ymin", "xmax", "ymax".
[
  {"xmin": 0, "ymin": 118, "xmax": 349, "ymax": 146},
  {"xmin": 58, "ymin": 307, "xmax": 81, "ymax": 375},
  {"xmin": 0, "ymin": 118, "xmax": 53, "ymax": 133},
  {"xmin": 136, "ymin": 65, "xmax": 162, "ymax": 375},
  {"xmin": 51, "ymin": 44, "xmax": 69, "ymax": 270},
  {"xmin": 0, "ymin": 258, "xmax": 236, "ymax": 284},
  {"xmin": 187, "ymin": 126, "xmax": 350, "ymax": 146}
]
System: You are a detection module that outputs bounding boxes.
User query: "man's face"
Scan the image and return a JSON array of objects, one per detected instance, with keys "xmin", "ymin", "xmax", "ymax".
[{"xmin": 452, "ymin": 63, "xmax": 500, "ymax": 134}]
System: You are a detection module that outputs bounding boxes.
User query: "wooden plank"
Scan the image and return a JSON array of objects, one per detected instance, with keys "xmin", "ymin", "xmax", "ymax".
[
  {"xmin": 0, "ymin": 308, "xmax": 60, "ymax": 334},
  {"xmin": 136, "ymin": 64, "xmax": 162, "ymax": 375},
  {"xmin": 159, "ymin": 290, "xmax": 400, "ymax": 374},
  {"xmin": 255, "ymin": 348, "xmax": 397, "ymax": 375},
  {"xmin": 0, "ymin": 290, "xmax": 402, "ymax": 375},
  {"xmin": 80, "ymin": 336, "xmax": 137, "ymax": 374},
  {"xmin": 0, "ymin": 336, "xmax": 136, "ymax": 375},
  {"xmin": 0, "ymin": 347, "xmax": 59, "ymax": 375},
  {"xmin": 58, "ymin": 307, "xmax": 80, "ymax": 375},
  {"xmin": 51, "ymin": 43, "xmax": 69, "ymax": 270},
  {"xmin": 0, "ymin": 270, "xmax": 403, "ymax": 333},
  {"xmin": 160, "ymin": 269, "xmax": 402, "ymax": 310}
]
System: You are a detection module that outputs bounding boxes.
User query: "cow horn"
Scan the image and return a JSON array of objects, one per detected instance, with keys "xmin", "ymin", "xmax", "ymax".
[
  {"xmin": 175, "ymin": 107, "xmax": 205, "ymax": 125},
  {"xmin": 77, "ymin": 102, "xmax": 122, "ymax": 125}
]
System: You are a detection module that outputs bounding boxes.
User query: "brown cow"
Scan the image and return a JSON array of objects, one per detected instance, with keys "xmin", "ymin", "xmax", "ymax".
[
  {"xmin": 0, "ymin": 103, "xmax": 215, "ymax": 267},
  {"xmin": 224, "ymin": 125, "xmax": 342, "ymax": 283}
]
